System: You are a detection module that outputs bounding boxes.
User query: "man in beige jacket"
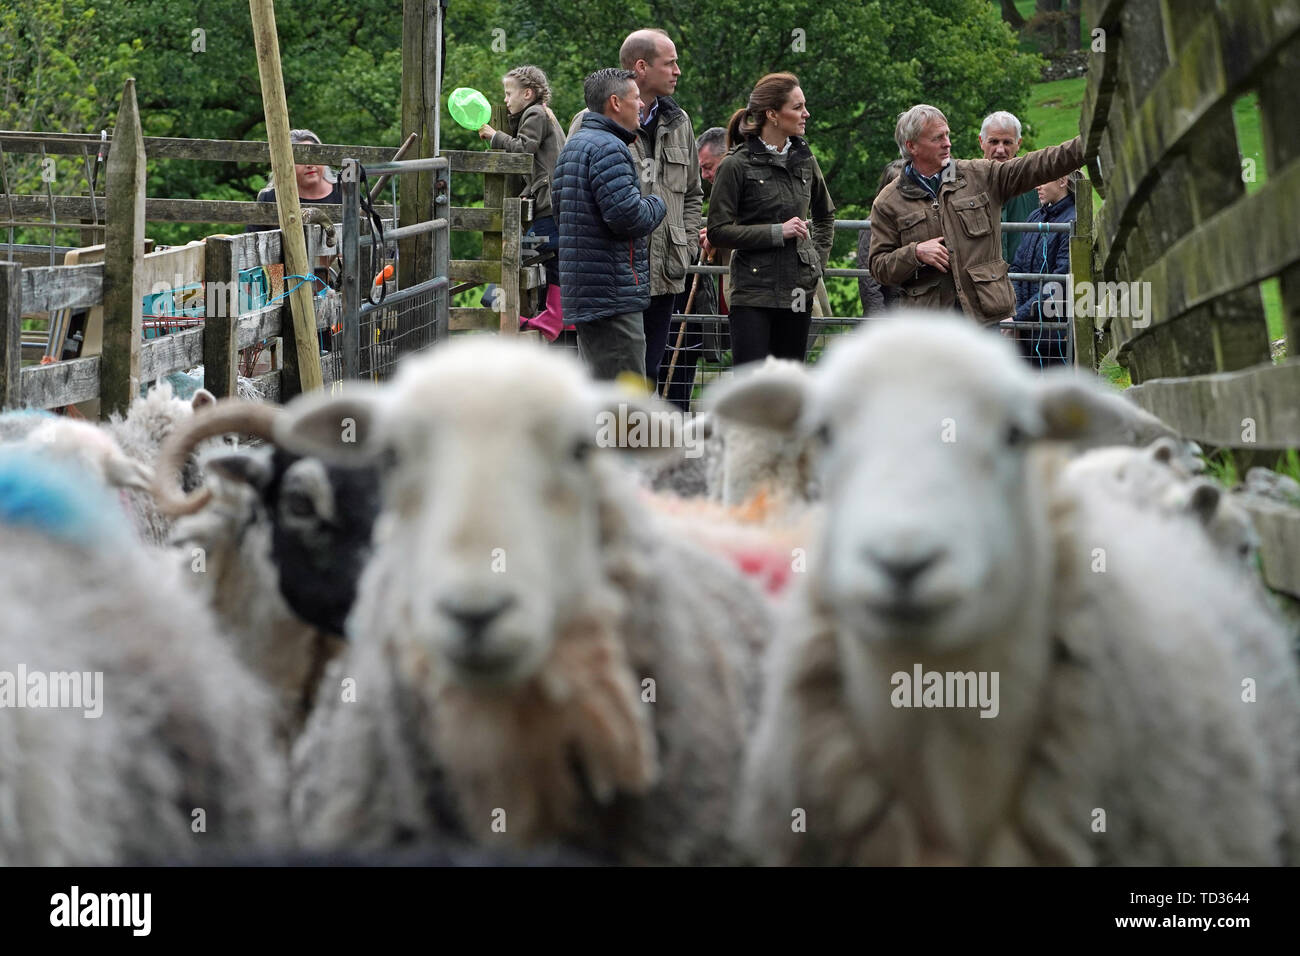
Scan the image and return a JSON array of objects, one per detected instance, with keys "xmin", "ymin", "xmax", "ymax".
[
  {"xmin": 571, "ymin": 29, "xmax": 703, "ymax": 388},
  {"xmin": 869, "ymin": 103, "xmax": 1082, "ymax": 326}
]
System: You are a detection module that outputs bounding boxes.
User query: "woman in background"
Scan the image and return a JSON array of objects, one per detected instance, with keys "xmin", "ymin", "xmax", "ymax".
[
  {"xmin": 705, "ymin": 72, "xmax": 835, "ymax": 365},
  {"xmin": 247, "ymin": 128, "xmax": 339, "ymax": 233}
]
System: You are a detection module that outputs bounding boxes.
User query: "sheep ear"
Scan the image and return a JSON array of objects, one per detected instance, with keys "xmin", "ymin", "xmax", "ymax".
[
  {"xmin": 1183, "ymin": 481, "xmax": 1221, "ymax": 527},
  {"xmin": 274, "ymin": 386, "xmax": 387, "ymax": 463},
  {"xmin": 588, "ymin": 387, "xmax": 683, "ymax": 457},
  {"xmin": 1036, "ymin": 375, "xmax": 1177, "ymax": 446},
  {"xmin": 191, "ymin": 388, "xmax": 217, "ymax": 412},
  {"xmin": 205, "ymin": 453, "xmax": 275, "ymax": 493},
  {"xmin": 1149, "ymin": 437, "xmax": 1178, "ymax": 464},
  {"xmin": 708, "ymin": 368, "xmax": 808, "ymax": 434}
]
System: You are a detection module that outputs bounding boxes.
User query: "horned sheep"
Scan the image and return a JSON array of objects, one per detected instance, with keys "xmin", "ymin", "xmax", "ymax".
[
  {"xmin": 280, "ymin": 337, "xmax": 772, "ymax": 864},
  {"xmin": 0, "ymin": 449, "xmax": 287, "ymax": 865},
  {"xmin": 725, "ymin": 315, "xmax": 1300, "ymax": 866},
  {"xmin": 151, "ymin": 400, "xmax": 381, "ymax": 741}
]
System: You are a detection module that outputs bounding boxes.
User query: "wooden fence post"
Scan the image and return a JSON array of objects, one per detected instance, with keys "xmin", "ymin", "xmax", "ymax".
[
  {"xmin": 0, "ymin": 261, "xmax": 21, "ymax": 408},
  {"xmin": 203, "ymin": 235, "xmax": 239, "ymax": 398},
  {"xmin": 1070, "ymin": 177, "xmax": 1095, "ymax": 371},
  {"xmin": 100, "ymin": 78, "xmax": 146, "ymax": 419},
  {"xmin": 249, "ymin": 0, "xmax": 323, "ymax": 395},
  {"xmin": 501, "ymin": 197, "xmax": 521, "ymax": 334}
]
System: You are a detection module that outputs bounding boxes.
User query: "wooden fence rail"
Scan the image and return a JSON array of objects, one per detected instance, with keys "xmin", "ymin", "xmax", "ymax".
[{"xmin": 1079, "ymin": 0, "xmax": 1300, "ymax": 597}]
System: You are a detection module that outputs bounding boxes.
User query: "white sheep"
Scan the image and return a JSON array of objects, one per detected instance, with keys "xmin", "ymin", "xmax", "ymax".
[
  {"xmin": 150, "ymin": 400, "xmax": 365, "ymax": 744},
  {"xmin": 104, "ymin": 381, "xmax": 219, "ymax": 545},
  {"xmin": 0, "ymin": 448, "xmax": 287, "ymax": 865},
  {"xmin": 720, "ymin": 315, "xmax": 1299, "ymax": 866},
  {"xmin": 3, "ymin": 413, "xmax": 153, "ymax": 493},
  {"xmin": 637, "ymin": 358, "xmax": 821, "ymax": 507},
  {"xmin": 278, "ymin": 337, "xmax": 772, "ymax": 864},
  {"xmin": 1064, "ymin": 439, "xmax": 1260, "ymax": 568}
]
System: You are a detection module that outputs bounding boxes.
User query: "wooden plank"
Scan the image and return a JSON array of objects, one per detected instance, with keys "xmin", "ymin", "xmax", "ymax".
[
  {"xmin": 0, "ymin": 130, "xmax": 396, "ymax": 165},
  {"xmin": 250, "ymin": 0, "xmax": 323, "ymax": 395},
  {"xmin": 20, "ymin": 355, "xmax": 100, "ymax": 409},
  {"xmin": 450, "ymin": 307, "xmax": 504, "ymax": 332},
  {"xmin": 500, "ymin": 198, "xmax": 521, "ymax": 335},
  {"xmin": 444, "ymin": 150, "xmax": 532, "ymax": 174},
  {"xmin": 1078, "ymin": 14, "xmax": 1123, "ymax": 168},
  {"xmin": 140, "ymin": 327, "xmax": 205, "ymax": 382},
  {"xmin": 19, "ymin": 262, "xmax": 104, "ymax": 313},
  {"xmin": 450, "ymin": 207, "xmax": 502, "ymax": 233},
  {"xmin": 1258, "ymin": 32, "xmax": 1300, "ymax": 355},
  {"xmin": 203, "ymin": 235, "xmax": 238, "ymax": 399},
  {"xmin": 1125, "ymin": 361, "xmax": 1300, "ymax": 448},
  {"xmin": 0, "ymin": 194, "xmax": 392, "ymax": 226},
  {"xmin": 1082, "ymin": 0, "xmax": 1124, "ymax": 32},
  {"xmin": 450, "ymin": 260, "xmax": 502, "ymax": 284},
  {"xmin": 1111, "ymin": 156, "xmax": 1300, "ymax": 359},
  {"xmin": 100, "ymin": 78, "xmax": 145, "ymax": 418},
  {"xmin": 1240, "ymin": 499, "xmax": 1300, "ymax": 598},
  {"xmin": 0, "ymin": 262, "xmax": 21, "ymax": 408},
  {"xmin": 1070, "ymin": 179, "xmax": 1096, "ymax": 370},
  {"xmin": 1097, "ymin": 0, "xmax": 1300, "ymax": 279}
]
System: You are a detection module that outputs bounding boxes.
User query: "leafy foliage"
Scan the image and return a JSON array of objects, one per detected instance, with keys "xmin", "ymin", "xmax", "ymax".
[{"xmin": 3, "ymin": 0, "xmax": 1041, "ymax": 255}]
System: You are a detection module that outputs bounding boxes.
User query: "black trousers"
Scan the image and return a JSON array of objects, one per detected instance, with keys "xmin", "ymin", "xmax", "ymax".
[
  {"xmin": 642, "ymin": 293, "xmax": 677, "ymax": 387},
  {"xmin": 728, "ymin": 305, "xmax": 812, "ymax": 367}
]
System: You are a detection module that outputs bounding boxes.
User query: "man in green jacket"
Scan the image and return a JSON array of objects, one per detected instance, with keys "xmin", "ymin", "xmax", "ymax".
[
  {"xmin": 868, "ymin": 103, "xmax": 1083, "ymax": 326},
  {"xmin": 979, "ymin": 111, "xmax": 1038, "ymax": 263},
  {"xmin": 570, "ymin": 29, "xmax": 703, "ymax": 392}
]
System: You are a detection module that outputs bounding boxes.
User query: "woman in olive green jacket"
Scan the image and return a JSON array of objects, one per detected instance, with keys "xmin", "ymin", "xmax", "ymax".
[{"xmin": 706, "ymin": 72, "xmax": 835, "ymax": 365}]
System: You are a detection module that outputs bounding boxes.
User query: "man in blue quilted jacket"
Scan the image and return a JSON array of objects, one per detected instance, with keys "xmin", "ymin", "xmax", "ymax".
[{"xmin": 555, "ymin": 68, "xmax": 667, "ymax": 381}]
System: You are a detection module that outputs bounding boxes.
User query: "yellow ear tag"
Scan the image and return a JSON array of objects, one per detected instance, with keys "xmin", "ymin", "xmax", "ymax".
[{"xmin": 615, "ymin": 371, "xmax": 652, "ymax": 395}]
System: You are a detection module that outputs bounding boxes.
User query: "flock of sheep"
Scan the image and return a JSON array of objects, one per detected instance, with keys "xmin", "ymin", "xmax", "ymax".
[{"xmin": 1, "ymin": 310, "xmax": 1296, "ymax": 866}]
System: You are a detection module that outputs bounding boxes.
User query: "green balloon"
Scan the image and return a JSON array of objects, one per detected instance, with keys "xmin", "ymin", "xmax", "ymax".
[{"xmin": 449, "ymin": 87, "xmax": 493, "ymax": 130}]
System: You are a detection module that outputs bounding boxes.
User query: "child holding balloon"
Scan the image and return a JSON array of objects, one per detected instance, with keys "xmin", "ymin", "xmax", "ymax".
[{"xmin": 477, "ymin": 66, "xmax": 568, "ymax": 338}]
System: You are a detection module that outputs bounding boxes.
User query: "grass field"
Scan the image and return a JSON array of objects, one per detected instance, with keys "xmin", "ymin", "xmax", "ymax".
[{"xmin": 1021, "ymin": 77, "xmax": 1283, "ymax": 347}]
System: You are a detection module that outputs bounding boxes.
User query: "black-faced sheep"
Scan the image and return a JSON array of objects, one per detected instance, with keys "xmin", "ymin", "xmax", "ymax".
[
  {"xmin": 721, "ymin": 315, "xmax": 1300, "ymax": 866},
  {"xmin": 151, "ymin": 400, "xmax": 381, "ymax": 740},
  {"xmin": 277, "ymin": 337, "xmax": 772, "ymax": 864}
]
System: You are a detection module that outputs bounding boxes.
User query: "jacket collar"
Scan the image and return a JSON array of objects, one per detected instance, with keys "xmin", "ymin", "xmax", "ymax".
[
  {"xmin": 646, "ymin": 95, "xmax": 683, "ymax": 129},
  {"xmin": 1038, "ymin": 192, "xmax": 1076, "ymax": 218},
  {"xmin": 897, "ymin": 159, "xmax": 962, "ymax": 197},
  {"xmin": 741, "ymin": 133, "xmax": 813, "ymax": 162},
  {"xmin": 582, "ymin": 111, "xmax": 637, "ymax": 144}
]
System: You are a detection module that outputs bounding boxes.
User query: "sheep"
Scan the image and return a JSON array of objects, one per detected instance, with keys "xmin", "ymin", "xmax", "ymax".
[
  {"xmin": 637, "ymin": 358, "xmax": 823, "ymax": 507},
  {"xmin": 277, "ymin": 336, "xmax": 772, "ymax": 864},
  {"xmin": 3, "ymin": 413, "xmax": 153, "ymax": 493},
  {"xmin": 150, "ymin": 399, "xmax": 380, "ymax": 741},
  {"xmin": 1064, "ymin": 438, "xmax": 1260, "ymax": 568},
  {"xmin": 720, "ymin": 314, "xmax": 1300, "ymax": 866},
  {"xmin": 0, "ymin": 448, "xmax": 287, "ymax": 865},
  {"xmin": 104, "ymin": 381, "xmax": 220, "ymax": 546}
]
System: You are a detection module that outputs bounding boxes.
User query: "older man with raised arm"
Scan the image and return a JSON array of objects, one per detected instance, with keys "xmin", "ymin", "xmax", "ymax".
[{"xmin": 868, "ymin": 103, "xmax": 1082, "ymax": 326}]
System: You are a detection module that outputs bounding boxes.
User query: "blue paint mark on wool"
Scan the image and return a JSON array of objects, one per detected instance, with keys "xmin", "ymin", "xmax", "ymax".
[{"xmin": 0, "ymin": 449, "xmax": 132, "ymax": 545}]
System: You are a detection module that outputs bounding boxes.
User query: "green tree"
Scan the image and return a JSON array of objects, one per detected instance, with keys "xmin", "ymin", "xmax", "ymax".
[{"xmin": 488, "ymin": 0, "xmax": 1042, "ymax": 260}]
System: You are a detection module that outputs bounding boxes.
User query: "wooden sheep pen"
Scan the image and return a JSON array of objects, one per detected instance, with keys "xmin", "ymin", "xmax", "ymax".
[{"xmin": 1077, "ymin": 0, "xmax": 1300, "ymax": 597}]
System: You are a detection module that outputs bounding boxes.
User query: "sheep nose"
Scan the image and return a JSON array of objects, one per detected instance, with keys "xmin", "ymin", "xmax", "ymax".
[
  {"xmin": 437, "ymin": 595, "xmax": 517, "ymax": 643},
  {"xmin": 865, "ymin": 547, "xmax": 943, "ymax": 590}
]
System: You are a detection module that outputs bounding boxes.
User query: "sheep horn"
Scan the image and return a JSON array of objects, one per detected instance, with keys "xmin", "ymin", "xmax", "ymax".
[{"xmin": 152, "ymin": 399, "xmax": 281, "ymax": 516}]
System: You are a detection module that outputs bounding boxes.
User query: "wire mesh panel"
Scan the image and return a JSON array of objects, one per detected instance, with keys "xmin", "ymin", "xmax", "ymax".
[{"xmin": 359, "ymin": 282, "xmax": 447, "ymax": 382}]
